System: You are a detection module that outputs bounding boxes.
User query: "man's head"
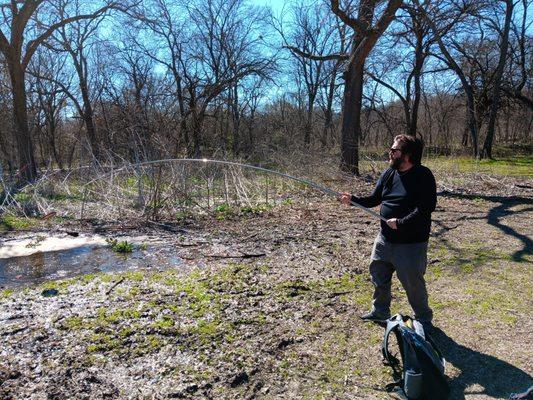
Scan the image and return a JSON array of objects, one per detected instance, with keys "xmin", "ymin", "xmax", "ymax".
[{"xmin": 389, "ymin": 135, "xmax": 424, "ymax": 171}]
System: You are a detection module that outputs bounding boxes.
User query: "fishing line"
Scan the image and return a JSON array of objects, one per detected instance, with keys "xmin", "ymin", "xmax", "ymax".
[{"xmin": 82, "ymin": 158, "xmax": 386, "ymax": 222}]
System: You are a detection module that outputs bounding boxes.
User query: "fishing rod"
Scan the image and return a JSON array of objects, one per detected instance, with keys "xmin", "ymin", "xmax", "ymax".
[{"xmin": 82, "ymin": 158, "xmax": 386, "ymax": 222}]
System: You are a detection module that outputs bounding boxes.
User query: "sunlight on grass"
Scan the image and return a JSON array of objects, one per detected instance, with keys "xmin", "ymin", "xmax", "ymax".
[{"xmin": 424, "ymin": 155, "xmax": 533, "ymax": 177}]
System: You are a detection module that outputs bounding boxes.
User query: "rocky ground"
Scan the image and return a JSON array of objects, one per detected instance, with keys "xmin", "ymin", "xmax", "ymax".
[{"xmin": 1, "ymin": 172, "xmax": 532, "ymax": 399}]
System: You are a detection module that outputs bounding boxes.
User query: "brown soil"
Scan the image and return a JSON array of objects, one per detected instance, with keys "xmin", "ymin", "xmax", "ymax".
[{"xmin": 1, "ymin": 173, "xmax": 531, "ymax": 399}]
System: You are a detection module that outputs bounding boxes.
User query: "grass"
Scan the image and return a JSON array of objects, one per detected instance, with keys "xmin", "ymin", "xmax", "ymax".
[
  {"xmin": 1, "ymin": 165, "xmax": 531, "ymax": 399},
  {"xmin": 428, "ymin": 239, "xmax": 512, "ymax": 276},
  {"xmin": 0, "ymin": 215, "xmax": 36, "ymax": 231},
  {"xmin": 106, "ymin": 239, "xmax": 134, "ymax": 253},
  {"xmin": 0, "ymin": 288, "xmax": 15, "ymax": 299},
  {"xmin": 424, "ymin": 155, "xmax": 533, "ymax": 177},
  {"xmin": 360, "ymin": 154, "xmax": 532, "ymax": 177},
  {"xmin": 48, "ymin": 263, "xmax": 380, "ymax": 369}
]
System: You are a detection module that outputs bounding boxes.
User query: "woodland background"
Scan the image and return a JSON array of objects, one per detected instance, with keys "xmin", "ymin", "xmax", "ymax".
[{"xmin": 0, "ymin": 0, "xmax": 531, "ymax": 181}]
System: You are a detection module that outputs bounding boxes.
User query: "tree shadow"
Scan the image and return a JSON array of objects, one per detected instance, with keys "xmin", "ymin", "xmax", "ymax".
[
  {"xmin": 433, "ymin": 328, "xmax": 532, "ymax": 399},
  {"xmin": 438, "ymin": 192, "xmax": 533, "ymax": 262}
]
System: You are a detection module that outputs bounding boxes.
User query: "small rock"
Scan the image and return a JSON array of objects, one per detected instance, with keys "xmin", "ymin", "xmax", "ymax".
[
  {"xmin": 41, "ymin": 289, "xmax": 59, "ymax": 298},
  {"xmin": 230, "ymin": 371, "xmax": 249, "ymax": 388},
  {"xmin": 85, "ymin": 374, "xmax": 101, "ymax": 384},
  {"xmin": 277, "ymin": 338, "xmax": 294, "ymax": 349},
  {"xmin": 167, "ymin": 384, "xmax": 198, "ymax": 398}
]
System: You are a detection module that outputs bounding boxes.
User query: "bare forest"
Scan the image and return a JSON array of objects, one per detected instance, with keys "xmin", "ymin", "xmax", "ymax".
[{"xmin": 0, "ymin": 0, "xmax": 530, "ymax": 182}]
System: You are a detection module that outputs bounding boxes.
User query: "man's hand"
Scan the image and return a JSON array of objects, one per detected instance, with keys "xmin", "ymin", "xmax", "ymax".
[
  {"xmin": 339, "ymin": 192, "xmax": 352, "ymax": 205},
  {"xmin": 386, "ymin": 218, "xmax": 398, "ymax": 230}
]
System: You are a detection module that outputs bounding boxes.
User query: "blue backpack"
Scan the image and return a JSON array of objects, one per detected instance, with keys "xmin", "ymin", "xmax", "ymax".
[{"xmin": 382, "ymin": 315, "xmax": 450, "ymax": 400}]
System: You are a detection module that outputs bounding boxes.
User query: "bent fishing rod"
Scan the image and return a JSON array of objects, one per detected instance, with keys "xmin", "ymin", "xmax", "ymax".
[{"xmin": 82, "ymin": 158, "xmax": 387, "ymax": 222}]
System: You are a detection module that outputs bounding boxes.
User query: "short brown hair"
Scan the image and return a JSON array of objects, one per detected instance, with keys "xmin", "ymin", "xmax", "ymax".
[{"xmin": 394, "ymin": 135, "xmax": 424, "ymax": 165}]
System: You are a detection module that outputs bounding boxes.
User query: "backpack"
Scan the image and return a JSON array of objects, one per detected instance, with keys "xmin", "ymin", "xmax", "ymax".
[{"xmin": 382, "ymin": 314, "xmax": 450, "ymax": 400}]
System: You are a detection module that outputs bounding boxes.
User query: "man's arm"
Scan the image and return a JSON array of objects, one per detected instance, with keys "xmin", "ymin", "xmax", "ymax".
[{"xmin": 340, "ymin": 169, "xmax": 391, "ymax": 208}]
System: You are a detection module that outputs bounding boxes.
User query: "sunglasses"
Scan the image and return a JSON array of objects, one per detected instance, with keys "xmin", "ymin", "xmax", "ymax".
[{"xmin": 389, "ymin": 148, "xmax": 402, "ymax": 154}]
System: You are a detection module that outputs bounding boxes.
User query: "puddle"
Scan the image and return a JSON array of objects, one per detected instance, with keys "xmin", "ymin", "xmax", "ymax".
[{"xmin": 0, "ymin": 234, "xmax": 184, "ymax": 288}]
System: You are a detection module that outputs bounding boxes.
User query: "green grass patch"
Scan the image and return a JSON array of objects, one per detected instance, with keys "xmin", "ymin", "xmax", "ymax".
[
  {"xmin": 13, "ymin": 192, "xmax": 32, "ymax": 203},
  {"xmin": 106, "ymin": 239, "xmax": 134, "ymax": 253},
  {"xmin": 428, "ymin": 240, "xmax": 511, "ymax": 274},
  {"xmin": 240, "ymin": 203, "xmax": 274, "ymax": 215},
  {"xmin": 463, "ymin": 286, "xmax": 523, "ymax": 325},
  {"xmin": 214, "ymin": 203, "xmax": 233, "ymax": 220},
  {"xmin": 425, "ymin": 155, "xmax": 533, "ymax": 177},
  {"xmin": 0, "ymin": 288, "xmax": 15, "ymax": 299},
  {"xmin": 42, "ymin": 192, "xmax": 85, "ymax": 202},
  {"xmin": 281, "ymin": 198, "xmax": 293, "ymax": 206},
  {"xmin": 0, "ymin": 215, "xmax": 36, "ymax": 231}
]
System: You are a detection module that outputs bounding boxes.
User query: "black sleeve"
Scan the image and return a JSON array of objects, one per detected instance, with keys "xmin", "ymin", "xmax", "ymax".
[
  {"xmin": 397, "ymin": 168, "xmax": 437, "ymax": 227},
  {"xmin": 350, "ymin": 169, "xmax": 391, "ymax": 209}
]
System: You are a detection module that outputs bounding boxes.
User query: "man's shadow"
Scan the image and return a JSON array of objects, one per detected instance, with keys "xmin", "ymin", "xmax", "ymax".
[
  {"xmin": 437, "ymin": 193, "xmax": 533, "ymax": 262},
  {"xmin": 432, "ymin": 328, "xmax": 532, "ymax": 399}
]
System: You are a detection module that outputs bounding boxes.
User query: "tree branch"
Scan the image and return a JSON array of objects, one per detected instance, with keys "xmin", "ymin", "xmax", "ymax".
[
  {"xmin": 347, "ymin": 0, "xmax": 403, "ymax": 66},
  {"xmin": 283, "ymin": 45, "xmax": 349, "ymax": 61},
  {"xmin": 502, "ymin": 87, "xmax": 533, "ymax": 110},
  {"xmin": 367, "ymin": 71, "xmax": 407, "ymax": 103},
  {"xmin": 22, "ymin": 3, "xmax": 128, "ymax": 69},
  {"xmin": 0, "ymin": 28, "xmax": 9, "ymax": 54},
  {"xmin": 329, "ymin": 0, "xmax": 367, "ymax": 33}
]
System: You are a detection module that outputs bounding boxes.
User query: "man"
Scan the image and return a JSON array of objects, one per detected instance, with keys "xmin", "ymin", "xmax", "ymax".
[{"xmin": 340, "ymin": 135, "xmax": 437, "ymax": 331}]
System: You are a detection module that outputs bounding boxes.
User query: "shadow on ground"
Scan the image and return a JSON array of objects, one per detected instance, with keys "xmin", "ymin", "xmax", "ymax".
[
  {"xmin": 434, "ymin": 328, "xmax": 532, "ymax": 399},
  {"xmin": 439, "ymin": 193, "xmax": 533, "ymax": 262}
]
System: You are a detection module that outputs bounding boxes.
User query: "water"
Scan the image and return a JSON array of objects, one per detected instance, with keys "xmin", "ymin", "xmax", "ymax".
[{"xmin": 0, "ymin": 235, "xmax": 184, "ymax": 288}]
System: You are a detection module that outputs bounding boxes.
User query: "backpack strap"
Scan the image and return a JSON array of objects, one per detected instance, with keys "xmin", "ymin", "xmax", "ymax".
[{"xmin": 381, "ymin": 315, "xmax": 405, "ymax": 375}]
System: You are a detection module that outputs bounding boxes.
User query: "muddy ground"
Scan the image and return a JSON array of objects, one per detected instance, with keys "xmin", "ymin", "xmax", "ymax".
[{"xmin": 1, "ymin": 173, "xmax": 532, "ymax": 399}]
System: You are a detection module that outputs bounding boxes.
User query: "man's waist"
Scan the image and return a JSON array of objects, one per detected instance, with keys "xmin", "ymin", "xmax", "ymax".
[{"xmin": 379, "ymin": 223, "xmax": 431, "ymax": 243}]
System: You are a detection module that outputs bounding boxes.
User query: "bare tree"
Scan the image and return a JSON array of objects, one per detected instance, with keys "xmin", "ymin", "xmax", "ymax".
[
  {"xmin": 503, "ymin": 0, "xmax": 532, "ymax": 110},
  {"xmin": 279, "ymin": 1, "xmax": 342, "ymax": 147},
  {"xmin": 482, "ymin": 0, "xmax": 516, "ymax": 158},
  {"xmin": 0, "ymin": 0, "xmax": 133, "ymax": 182},
  {"xmin": 28, "ymin": 49, "xmax": 69, "ymax": 168},
  {"xmin": 0, "ymin": 56, "xmax": 15, "ymax": 174},
  {"xmin": 286, "ymin": 0, "xmax": 403, "ymax": 174},
  {"xmin": 414, "ymin": 0, "xmax": 488, "ymax": 157},
  {"xmin": 138, "ymin": 0, "xmax": 272, "ymax": 157},
  {"xmin": 48, "ymin": 0, "xmax": 111, "ymax": 161}
]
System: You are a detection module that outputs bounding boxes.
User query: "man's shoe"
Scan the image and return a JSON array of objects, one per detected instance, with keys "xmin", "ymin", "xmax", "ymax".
[{"xmin": 360, "ymin": 311, "xmax": 391, "ymax": 322}]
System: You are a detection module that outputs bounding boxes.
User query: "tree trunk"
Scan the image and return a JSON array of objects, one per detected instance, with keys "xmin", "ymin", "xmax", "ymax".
[
  {"xmin": 190, "ymin": 112, "xmax": 202, "ymax": 158},
  {"xmin": 340, "ymin": 60, "xmax": 364, "ymax": 175},
  {"xmin": 336, "ymin": 0, "xmax": 403, "ymax": 174},
  {"xmin": 465, "ymin": 88, "xmax": 479, "ymax": 157},
  {"xmin": 482, "ymin": 0, "xmax": 513, "ymax": 159},
  {"xmin": 409, "ymin": 28, "xmax": 424, "ymax": 137},
  {"xmin": 8, "ymin": 58, "xmax": 37, "ymax": 182},
  {"xmin": 304, "ymin": 102, "xmax": 313, "ymax": 147},
  {"xmin": 231, "ymin": 84, "xmax": 240, "ymax": 155},
  {"xmin": 79, "ymin": 76, "xmax": 100, "ymax": 160},
  {"xmin": 321, "ymin": 70, "xmax": 336, "ymax": 148}
]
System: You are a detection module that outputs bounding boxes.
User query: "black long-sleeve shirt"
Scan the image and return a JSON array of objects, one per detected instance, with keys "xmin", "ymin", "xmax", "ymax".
[{"xmin": 352, "ymin": 165, "xmax": 437, "ymax": 243}]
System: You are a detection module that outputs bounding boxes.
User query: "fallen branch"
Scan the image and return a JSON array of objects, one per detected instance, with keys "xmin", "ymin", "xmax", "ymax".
[
  {"xmin": 106, "ymin": 277, "xmax": 125, "ymax": 295},
  {"xmin": 204, "ymin": 252, "xmax": 266, "ymax": 259}
]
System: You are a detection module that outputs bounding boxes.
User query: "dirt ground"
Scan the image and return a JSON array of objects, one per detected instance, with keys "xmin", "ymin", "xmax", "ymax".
[{"xmin": 1, "ymin": 172, "xmax": 532, "ymax": 399}]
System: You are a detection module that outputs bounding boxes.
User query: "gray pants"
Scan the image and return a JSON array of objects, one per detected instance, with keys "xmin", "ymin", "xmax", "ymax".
[{"xmin": 369, "ymin": 234, "xmax": 433, "ymax": 322}]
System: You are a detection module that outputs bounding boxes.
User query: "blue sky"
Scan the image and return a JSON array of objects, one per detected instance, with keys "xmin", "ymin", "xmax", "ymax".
[{"xmin": 250, "ymin": 0, "xmax": 286, "ymax": 13}]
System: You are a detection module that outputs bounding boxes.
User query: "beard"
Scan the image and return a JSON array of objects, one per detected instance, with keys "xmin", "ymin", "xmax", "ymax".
[{"xmin": 389, "ymin": 157, "xmax": 403, "ymax": 170}]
